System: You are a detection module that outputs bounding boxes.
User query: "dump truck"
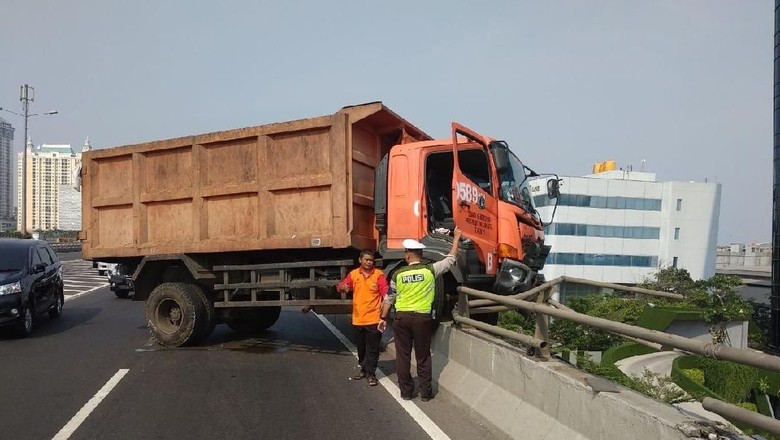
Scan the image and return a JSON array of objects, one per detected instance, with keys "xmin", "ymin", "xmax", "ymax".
[{"xmin": 80, "ymin": 102, "xmax": 558, "ymax": 346}]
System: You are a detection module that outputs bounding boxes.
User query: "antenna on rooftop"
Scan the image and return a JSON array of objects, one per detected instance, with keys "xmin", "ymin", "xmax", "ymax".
[{"xmin": 640, "ymin": 158, "xmax": 646, "ymax": 172}]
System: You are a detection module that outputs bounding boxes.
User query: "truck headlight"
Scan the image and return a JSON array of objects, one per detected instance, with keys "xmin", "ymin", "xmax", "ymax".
[{"xmin": 0, "ymin": 281, "xmax": 22, "ymax": 296}]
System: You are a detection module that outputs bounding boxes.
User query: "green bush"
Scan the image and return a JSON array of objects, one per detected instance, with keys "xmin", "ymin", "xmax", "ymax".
[
  {"xmin": 498, "ymin": 310, "xmax": 534, "ymax": 334},
  {"xmin": 736, "ymin": 402, "xmax": 758, "ymax": 412},
  {"xmin": 682, "ymin": 368, "xmax": 704, "ymax": 386},
  {"xmin": 701, "ymin": 359, "xmax": 758, "ymax": 404}
]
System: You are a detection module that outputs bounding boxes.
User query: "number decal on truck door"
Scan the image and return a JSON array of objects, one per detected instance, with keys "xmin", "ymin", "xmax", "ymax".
[{"xmin": 456, "ymin": 181, "xmax": 480, "ymax": 205}]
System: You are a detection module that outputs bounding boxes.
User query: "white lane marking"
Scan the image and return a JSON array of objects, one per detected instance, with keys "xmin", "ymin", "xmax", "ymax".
[
  {"xmin": 64, "ymin": 284, "xmax": 108, "ymax": 302},
  {"xmin": 51, "ymin": 368, "xmax": 129, "ymax": 440},
  {"xmin": 314, "ymin": 313, "xmax": 451, "ymax": 440}
]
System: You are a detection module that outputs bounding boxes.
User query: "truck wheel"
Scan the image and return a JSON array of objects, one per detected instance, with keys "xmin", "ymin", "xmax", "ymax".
[
  {"xmin": 186, "ymin": 283, "xmax": 216, "ymax": 344},
  {"xmin": 227, "ymin": 307, "xmax": 281, "ymax": 334},
  {"xmin": 145, "ymin": 282, "xmax": 206, "ymax": 347},
  {"xmin": 432, "ymin": 278, "xmax": 452, "ymax": 322}
]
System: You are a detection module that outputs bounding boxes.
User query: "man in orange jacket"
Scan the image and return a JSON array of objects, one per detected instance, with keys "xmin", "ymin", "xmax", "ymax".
[{"xmin": 337, "ymin": 249, "xmax": 389, "ymax": 386}]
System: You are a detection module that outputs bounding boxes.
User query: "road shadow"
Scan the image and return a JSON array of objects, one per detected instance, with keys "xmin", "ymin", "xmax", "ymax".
[
  {"xmin": 140, "ymin": 309, "xmax": 353, "ymax": 357},
  {"xmin": 0, "ymin": 306, "xmax": 102, "ymax": 340}
]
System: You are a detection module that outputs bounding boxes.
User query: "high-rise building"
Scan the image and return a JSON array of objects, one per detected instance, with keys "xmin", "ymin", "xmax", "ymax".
[
  {"xmin": 17, "ymin": 139, "xmax": 90, "ymax": 231},
  {"xmin": 0, "ymin": 118, "xmax": 14, "ymax": 228},
  {"xmin": 532, "ymin": 165, "xmax": 721, "ymax": 301}
]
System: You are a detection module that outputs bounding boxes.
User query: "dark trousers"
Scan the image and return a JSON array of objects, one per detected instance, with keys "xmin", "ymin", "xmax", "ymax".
[
  {"xmin": 355, "ymin": 324, "xmax": 381, "ymax": 376},
  {"xmin": 393, "ymin": 312, "xmax": 433, "ymax": 398}
]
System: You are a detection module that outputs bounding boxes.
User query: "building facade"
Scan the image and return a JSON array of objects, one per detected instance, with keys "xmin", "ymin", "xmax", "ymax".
[
  {"xmin": 0, "ymin": 118, "xmax": 14, "ymax": 227},
  {"xmin": 532, "ymin": 168, "xmax": 721, "ymax": 300},
  {"xmin": 17, "ymin": 140, "xmax": 89, "ymax": 231}
]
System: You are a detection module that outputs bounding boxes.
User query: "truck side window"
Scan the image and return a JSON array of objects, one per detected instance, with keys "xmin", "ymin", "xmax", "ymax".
[
  {"xmin": 458, "ymin": 148, "xmax": 492, "ymax": 194},
  {"xmin": 425, "ymin": 152, "xmax": 455, "ymax": 229}
]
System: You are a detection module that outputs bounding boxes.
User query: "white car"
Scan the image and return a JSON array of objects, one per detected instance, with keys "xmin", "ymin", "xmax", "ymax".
[{"xmin": 97, "ymin": 261, "xmax": 110, "ymax": 276}]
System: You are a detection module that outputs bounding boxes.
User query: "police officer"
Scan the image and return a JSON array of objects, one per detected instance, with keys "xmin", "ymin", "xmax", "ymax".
[{"xmin": 378, "ymin": 227, "xmax": 462, "ymax": 401}]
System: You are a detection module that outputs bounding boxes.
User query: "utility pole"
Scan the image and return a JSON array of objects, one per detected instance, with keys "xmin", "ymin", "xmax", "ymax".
[
  {"xmin": 772, "ymin": 0, "xmax": 780, "ymax": 352},
  {"xmin": 0, "ymin": 85, "xmax": 57, "ymax": 235},
  {"xmin": 20, "ymin": 84, "xmax": 32, "ymax": 235}
]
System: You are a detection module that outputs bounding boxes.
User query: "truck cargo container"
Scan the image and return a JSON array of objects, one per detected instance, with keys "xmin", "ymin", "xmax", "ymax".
[{"xmin": 80, "ymin": 102, "xmax": 557, "ymax": 346}]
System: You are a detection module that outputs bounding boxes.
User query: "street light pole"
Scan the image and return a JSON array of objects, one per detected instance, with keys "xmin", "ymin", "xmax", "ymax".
[{"xmin": 20, "ymin": 84, "xmax": 31, "ymax": 235}]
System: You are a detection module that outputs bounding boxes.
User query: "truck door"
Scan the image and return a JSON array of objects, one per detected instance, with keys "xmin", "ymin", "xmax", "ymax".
[{"xmin": 451, "ymin": 123, "xmax": 499, "ymax": 274}]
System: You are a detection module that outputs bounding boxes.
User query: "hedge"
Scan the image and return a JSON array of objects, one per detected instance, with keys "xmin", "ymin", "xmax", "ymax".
[
  {"xmin": 670, "ymin": 355, "xmax": 724, "ymax": 402},
  {"xmin": 601, "ymin": 342, "xmax": 658, "ymax": 367}
]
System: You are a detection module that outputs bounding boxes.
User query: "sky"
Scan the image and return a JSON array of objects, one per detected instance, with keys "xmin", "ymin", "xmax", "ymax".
[{"xmin": 0, "ymin": 0, "xmax": 771, "ymax": 244}]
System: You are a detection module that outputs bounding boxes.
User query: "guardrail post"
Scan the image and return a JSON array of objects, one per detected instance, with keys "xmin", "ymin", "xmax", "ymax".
[{"xmin": 534, "ymin": 285, "xmax": 553, "ymax": 359}]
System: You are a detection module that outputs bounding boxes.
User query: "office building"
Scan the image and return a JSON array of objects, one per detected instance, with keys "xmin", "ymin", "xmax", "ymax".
[
  {"xmin": 17, "ymin": 139, "xmax": 89, "ymax": 231},
  {"xmin": 532, "ymin": 163, "xmax": 721, "ymax": 300},
  {"xmin": 0, "ymin": 118, "xmax": 14, "ymax": 226}
]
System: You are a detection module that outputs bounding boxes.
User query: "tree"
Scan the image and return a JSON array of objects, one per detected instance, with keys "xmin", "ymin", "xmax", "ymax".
[{"xmin": 545, "ymin": 267, "xmax": 752, "ymax": 351}]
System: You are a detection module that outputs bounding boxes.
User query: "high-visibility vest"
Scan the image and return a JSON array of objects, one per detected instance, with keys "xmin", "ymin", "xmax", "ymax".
[{"xmin": 394, "ymin": 263, "xmax": 435, "ymax": 313}]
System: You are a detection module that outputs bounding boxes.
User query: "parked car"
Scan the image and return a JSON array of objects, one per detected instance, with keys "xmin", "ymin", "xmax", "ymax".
[
  {"xmin": 107, "ymin": 263, "xmax": 133, "ymax": 298},
  {"xmin": 0, "ymin": 239, "xmax": 64, "ymax": 337}
]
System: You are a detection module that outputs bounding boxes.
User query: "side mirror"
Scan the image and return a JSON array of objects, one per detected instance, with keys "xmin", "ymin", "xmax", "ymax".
[
  {"xmin": 492, "ymin": 146, "xmax": 510, "ymax": 173},
  {"xmin": 547, "ymin": 179, "xmax": 561, "ymax": 199},
  {"xmin": 32, "ymin": 263, "xmax": 46, "ymax": 274}
]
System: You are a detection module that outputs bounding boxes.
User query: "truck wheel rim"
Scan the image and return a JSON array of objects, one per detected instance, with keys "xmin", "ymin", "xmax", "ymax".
[{"xmin": 155, "ymin": 298, "xmax": 183, "ymax": 334}]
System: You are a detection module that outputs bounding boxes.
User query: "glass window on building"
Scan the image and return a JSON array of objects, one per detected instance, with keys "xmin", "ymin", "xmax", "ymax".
[
  {"xmin": 674, "ymin": 227, "xmax": 680, "ymax": 240},
  {"xmin": 673, "ymin": 256, "xmax": 678, "ymax": 268},
  {"xmin": 676, "ymin": 198, "xmax": 682, "ymax": 211}
]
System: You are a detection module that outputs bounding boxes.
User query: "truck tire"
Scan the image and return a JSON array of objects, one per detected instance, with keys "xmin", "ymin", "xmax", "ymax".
[
  {"xmin": 431, "ymin": 279, "xmax": 448, "ymax": 322},
  {"xmin": 145, "ymin": 282, "xmax": 207, "ymax": 347},
  {"xmin": 186, "ymin": 283, "xmax": 216, "ymax": 344},
  {"xmin": 227, "ymin": 307, "xmax": 281, "ymax": 334}
]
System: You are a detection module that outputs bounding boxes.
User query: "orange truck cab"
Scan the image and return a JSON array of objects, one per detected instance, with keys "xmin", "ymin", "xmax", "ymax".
[{"xmin": 375, "ymin": 123, "xmax": 559, "ymax": 314}]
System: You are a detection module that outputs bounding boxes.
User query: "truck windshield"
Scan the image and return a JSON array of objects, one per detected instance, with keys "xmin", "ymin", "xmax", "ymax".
[{"xmin": 491, "ymin": 145, "xmax": 536, "ymax": 214}]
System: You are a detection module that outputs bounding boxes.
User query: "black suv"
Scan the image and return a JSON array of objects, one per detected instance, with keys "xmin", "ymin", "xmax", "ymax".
[{"xmin": 0, "ymin": 239, "xmax": 64, "ymax": 337}]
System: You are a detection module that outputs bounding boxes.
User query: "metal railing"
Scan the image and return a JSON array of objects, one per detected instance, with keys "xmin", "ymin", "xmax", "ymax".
[{"xmin": 454, "ymin": 276, "xmax": 780, "ymax": 436}]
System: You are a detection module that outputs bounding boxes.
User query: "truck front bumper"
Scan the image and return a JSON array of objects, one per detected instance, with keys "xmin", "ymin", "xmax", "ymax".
[{"xmin": 493, "ymin": 259, "xmax": 537, "ymax": 295}]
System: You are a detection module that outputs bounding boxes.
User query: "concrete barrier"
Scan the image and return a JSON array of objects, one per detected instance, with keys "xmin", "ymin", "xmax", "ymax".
[
  {"xmin": 432, "ymin": 323, "xmax": 743, "ymax": 439},
  {"xmin": 319, "ymin": 314, "xmax": 742, "ymax": 439}
]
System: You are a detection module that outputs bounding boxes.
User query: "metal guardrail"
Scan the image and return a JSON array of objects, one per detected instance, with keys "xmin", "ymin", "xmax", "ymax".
[
  {"xmin": 454, "ymin": 276, "xmax": 780, "ymax": 436},
  {"xmin": 703, "ymin": 397, "xmax": 780, "ymax": 436},
  {"xmin": 51, "ymin": 242, "xmax": 81, "ymax": 253}
]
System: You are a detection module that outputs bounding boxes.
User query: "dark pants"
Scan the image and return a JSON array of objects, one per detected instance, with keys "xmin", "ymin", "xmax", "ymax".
[
  {"xmin": 393, "ymin": 312, "xmax": 433, "ymax": 398},
  {"xmin": 355, "ymin": 324, "xmax": 381, "ymax": 376}
]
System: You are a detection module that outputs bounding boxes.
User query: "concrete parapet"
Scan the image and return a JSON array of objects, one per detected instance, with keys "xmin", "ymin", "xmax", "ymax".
[
  {"xmin": 432, "ymin": 323, "xmax": 744, "ymax": 440},
  {"xmin": 319, "ymin": 313, "xmax": 744, "ymax": 439}
]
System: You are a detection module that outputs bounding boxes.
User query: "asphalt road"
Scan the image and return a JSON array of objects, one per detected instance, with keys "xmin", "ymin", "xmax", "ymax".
[{"xmin": 0, "ymin": 257, "xmax": 503, "ymax": 440}]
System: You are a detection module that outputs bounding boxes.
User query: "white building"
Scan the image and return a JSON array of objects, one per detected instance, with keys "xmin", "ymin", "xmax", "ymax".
[
  {"xmin": 17, "ymin": 139, "xmax": 90, "ymax": 231},
  {"xmin": 532, "ymin": 167, "xmax": 721, "ymax": 300}
]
